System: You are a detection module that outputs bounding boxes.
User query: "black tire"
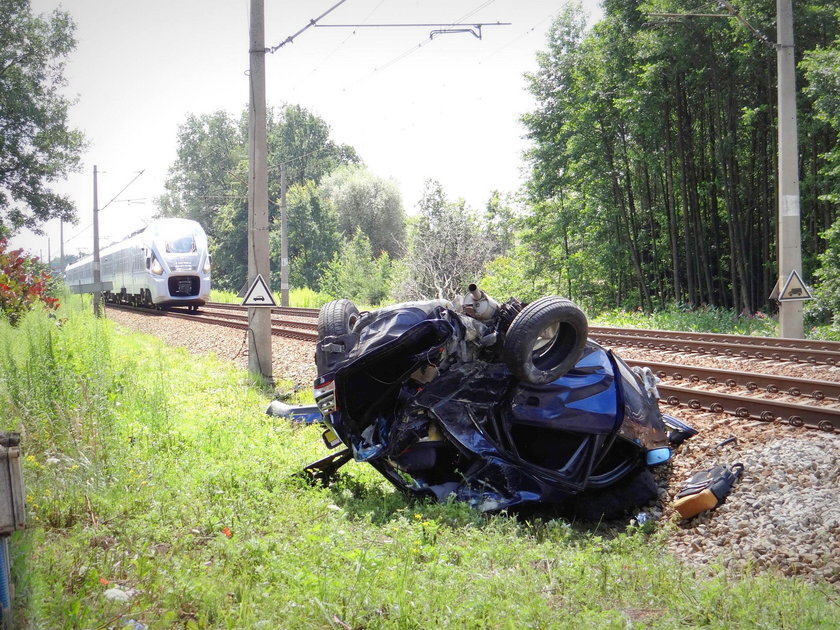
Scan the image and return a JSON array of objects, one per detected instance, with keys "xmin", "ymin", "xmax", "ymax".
[
  {"xmin": 318, "ymin": 299, "xmax": 360, "ymax": 340},
  {"xmin": 501, "ymin": 296, "xmax": 588, "ymax": 385}
]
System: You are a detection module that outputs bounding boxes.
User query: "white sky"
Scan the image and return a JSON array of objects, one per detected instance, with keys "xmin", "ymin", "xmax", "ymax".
[{"xmin": 11, "ymin": 0, "xmax": 602, "ymax": 260}]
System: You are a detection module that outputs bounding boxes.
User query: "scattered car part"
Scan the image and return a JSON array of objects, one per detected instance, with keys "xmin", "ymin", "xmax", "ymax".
[
  {"xmin": 265, "ymin": 400, "xmax": 322, "ymax": 424},
  {"xmin": 673, "ymin": 463, "xmax": 744, "ymax": 519},
  {"xmin": 662, "ymin": 414, "xmax": 699, "ymax": 445},
  {"xmin": 462, "ymin": 283, "xmax": 500, "ymax": 321}
]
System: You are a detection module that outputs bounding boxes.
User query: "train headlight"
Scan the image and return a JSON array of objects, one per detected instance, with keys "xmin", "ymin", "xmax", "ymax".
[
  {"xmin": 203, "ymin": 256, "xmax": 211, "ymax": 274},
  {"xmin": 150, "ymin": 256, "xmax": 164, "ymax": 275}
]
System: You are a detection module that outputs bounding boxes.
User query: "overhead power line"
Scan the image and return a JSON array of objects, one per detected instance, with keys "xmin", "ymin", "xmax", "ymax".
[
  {"xmin": 313, "ymin": 22, "xmax": 511, "ymax": 40},
  {"xmin": 295, "ymin": 0, "xmax": 387, "ymax": 89},
  {"xmin": 266, "ymin": 0, "xmax": 350, "ymax": 53},
  {"xmin": 100, "ymin": 170, "xmax": 145, "ymax": 212}
]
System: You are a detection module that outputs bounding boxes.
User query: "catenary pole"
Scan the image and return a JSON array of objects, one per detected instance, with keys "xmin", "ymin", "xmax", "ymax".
[
  {"xmin": 280, "ymin": 163, "xmax": 289, "ymax": 307},
  {"xmin": 92, "ymin": 164, "xmax": 102, "ymax": 318},
  {"xmin": 248, "ymin": 0, "xmax": 273, "ymax": 383},
  {"xmin": 776, "ymin": 0, "xmax": 803, "ymax": 338},
  {"xmin": 59, "ymin": 220, "xmax": 65, "ymax": 275}
]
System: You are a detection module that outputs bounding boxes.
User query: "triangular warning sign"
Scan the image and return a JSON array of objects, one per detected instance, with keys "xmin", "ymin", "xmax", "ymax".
[
  {"xmin": 241, "ymin": 274, "xmax": 277, "ymax": 307},
  {"xmin": 778, "ymin": 270, "xmax": 812, "ymax": 301}
]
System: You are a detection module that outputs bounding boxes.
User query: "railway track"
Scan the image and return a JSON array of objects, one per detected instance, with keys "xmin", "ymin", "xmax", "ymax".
[
  {"xmin": 203, "ymin": 301, "xmax": 319, "ymax": 319},
  {"xmin": 590, "ymin": 326, "xmax": 840, "ymax": 365},
  {"xmin": 107, "ymin": 303, "xmax": 840, "ymax": 433},
  {"xmin": 107, "ymin": 302, "xmax": 319, "ymax": 341}
]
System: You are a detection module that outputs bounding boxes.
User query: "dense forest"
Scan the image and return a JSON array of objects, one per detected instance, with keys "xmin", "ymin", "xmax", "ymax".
[
  {"xmin": 153, "ymin": 1, "xmax": 840, "ymax": 330},
  {"xmin": 519, "ymin": 0, "xmax": 839, "ymax": 316}
]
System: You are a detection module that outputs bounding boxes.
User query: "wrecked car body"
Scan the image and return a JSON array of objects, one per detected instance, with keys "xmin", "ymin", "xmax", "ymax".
[{"xmin": 304, "ymin": 289, "xmax": 684, "ymax": 513}]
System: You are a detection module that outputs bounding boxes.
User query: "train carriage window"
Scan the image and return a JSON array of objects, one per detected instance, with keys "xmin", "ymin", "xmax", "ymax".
[{"xmin": 166, "ymin": 236, "xmax": 196, "ymax": 253}]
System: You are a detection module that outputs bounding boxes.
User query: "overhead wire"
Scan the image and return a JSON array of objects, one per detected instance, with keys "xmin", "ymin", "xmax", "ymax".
[
  {"xmin": 295, "ymin": 0, "xmax": 388, "ymax": 90},
  {"xmin": 325, "ymin": 1, "xmax": 556, "ymax": 140},
  {"xmin": 477, "ymin": 8, "xmax": 555, "ymax": 64},
  {"xmin": 64, "ymin": 169, "xmax": 147, "ymax": 245},
  {"xmin": 99, "ymin": 170, "xmax": 145, "ymax": 212},
  {"xmin": 266, "ymin": 0, "xmax": 351, "ymax": 53},
  {"xmin": 331, "ymin": 0, "xmax": 500, "ymax": 90},
  {"xmin": 172, "ymin": 2, "xmax": 560, "ymax": 216}
]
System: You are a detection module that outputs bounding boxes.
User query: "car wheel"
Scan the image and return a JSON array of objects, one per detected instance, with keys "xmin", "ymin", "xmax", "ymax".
[
  {"xmin": 501, "ymin": 296, "xmax": 588, "ymax": 384},
  {"xmin": 318, "ymin": 299, "xmax": 360, "ymax": 339}
]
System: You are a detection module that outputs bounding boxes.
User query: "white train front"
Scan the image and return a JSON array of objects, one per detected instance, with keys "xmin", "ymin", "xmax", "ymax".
[{"xmin": 65, "ymin": 218, "xmax": 211, "ymax": 309}]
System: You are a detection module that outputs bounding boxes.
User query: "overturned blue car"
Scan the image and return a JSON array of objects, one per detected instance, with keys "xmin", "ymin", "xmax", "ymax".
[{"xmin": 303, "ymin": 287, "xmax": 687, "ymax": 516}]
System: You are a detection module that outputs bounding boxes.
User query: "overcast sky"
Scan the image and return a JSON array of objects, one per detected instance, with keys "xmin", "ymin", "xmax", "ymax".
[{"xmin": 11, "ymin": 0, "xmax": 602, "ymax": 260}]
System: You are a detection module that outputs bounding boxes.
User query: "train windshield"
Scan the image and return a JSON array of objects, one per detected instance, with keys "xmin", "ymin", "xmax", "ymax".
[{"xmin": 165, "ymin": 236, "xmax": 196, "ymax": 253}]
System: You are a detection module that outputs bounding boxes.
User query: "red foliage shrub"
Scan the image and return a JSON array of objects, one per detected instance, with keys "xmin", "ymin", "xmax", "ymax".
[{"xmin": 0, "ymin": 238, "xmax": 61, "ymax": 326}]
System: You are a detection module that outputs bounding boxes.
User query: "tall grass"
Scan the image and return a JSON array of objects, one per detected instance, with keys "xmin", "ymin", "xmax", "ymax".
[
  {"xmin": 593, "ymin": 305, "xmax": 779, "ymax": 336},
  {"xmin": 1, "ymin": 303, "xmax": 836, "ymax": 628},
  {"xmin": 210, "ymin": 287, "xmax": 332, "ymax": 309}
]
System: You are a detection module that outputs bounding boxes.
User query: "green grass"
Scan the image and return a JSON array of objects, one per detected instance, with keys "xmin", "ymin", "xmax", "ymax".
[
  {"xmin": 210, "ymin": 287, "xmax": 332, "ymax": 309},
  {"xmin": 1, "ymin": 302, "xmax": 837, "ymax": 628},
  {"xmin": 593, "ymin": 305, "xmax": 779, "ymax": 337}
]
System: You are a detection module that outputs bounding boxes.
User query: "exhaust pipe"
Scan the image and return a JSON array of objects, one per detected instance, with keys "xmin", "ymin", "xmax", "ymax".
[{"xmin": 463, "ymin": 284, "xmax": 500, "ymax": 321}]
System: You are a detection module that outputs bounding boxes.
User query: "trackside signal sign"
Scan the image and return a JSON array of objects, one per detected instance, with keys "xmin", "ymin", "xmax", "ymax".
[
  {"xmin": 241, "ymin": 274, "xmax": 277, "ymax": 307},
  {"xmin": 769, "ymin": 269, "xmax": 813, "ymax": 302}
]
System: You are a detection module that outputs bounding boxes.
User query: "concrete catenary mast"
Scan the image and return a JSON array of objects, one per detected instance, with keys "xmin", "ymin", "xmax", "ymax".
[{"xmin": 247, "ymin": 0, "xmax": 273, "ymax": 383}]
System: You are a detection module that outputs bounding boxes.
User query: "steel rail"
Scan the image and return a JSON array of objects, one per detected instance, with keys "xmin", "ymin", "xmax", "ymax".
[
  {"xmin": 658, "ymin": 383, "xmax": 839, "ymax": 433},
  {"xmin": 592, "ymin": 330, "xmax": 840, "ymax": 365},
  {"xmin": 589, "ymin": 325, "xmax": 840, "ymax": 352},
  {"xmin": 624, "ymin": 359, "xmax": 840, "ymax": 402},
  {"xmin": 168, "ymin": 310, "xmax": 319, "ymax": 341},
  {"xmin": 180, "ymin": 305, "xmax": 319, "ymax": 331},
  {"xmin": 109, "ymin": 303, "xmax": 839, "ymax": 431},
  {"xmin": 109, "ymin": 304, "xmax": 319, "ymax": 342},
  {"xmin": 202, "ymin": 302, "xmax": 319, "ymax": 318}
]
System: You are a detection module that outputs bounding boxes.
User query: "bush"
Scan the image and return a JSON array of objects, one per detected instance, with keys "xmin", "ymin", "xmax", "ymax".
[
  {"xmin": 320, "ymin": 230, "xmax": 392, "ymax": 306},
  {"xmin": 0, "ymin": 239, "xmax": 60, "ymax": 326},
  {"xmin": 807, "ymin": 217, "xmax": 840, "ymax": 336}
]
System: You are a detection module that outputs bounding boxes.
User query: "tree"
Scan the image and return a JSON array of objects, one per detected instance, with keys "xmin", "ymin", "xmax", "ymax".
[
  {"xmin": 270, "ymin": 180, "xmax": 340, "ymax": 291},
  {"xmin": 483, "ymin": 190, "xmax": 518, "ymax": 258},
  {"xmin": 521, "ymin": 0, "xmax": 839, "ymax": 313},
  {"xmin": 803, "ymin": 20, "xmax": 840, "ymax": 331},
  {"xmin": 479, "ymin": 245, "xmax": 554, "ymax": 304},
  {"xmin": 320, "ymin": 229, "xmax": 392, "ymax": 306},
  {"xmin": 803, "ymin": 21, "xmax": 840, "ymax": 207},
  {"xmin": 395, "ymin": 180, "xmax": 494, "ymax": 301},
  {"xmin": 808, "ymin": 220, "xmax": 840, "ymax": 332},
  {"xmin": 321, "ymin": 165, "xmax": 405, "ymax": 258},
  {"xmin": 158, "ymin": 104, "xmax": 360, "ymax": 292},
  {"xmin": 0, "ymin": 0, "xmax": 85, "ymax": 235},
  {"xmin": 156, "ymin": 111, "xmax": 245, "ymax": 230}
]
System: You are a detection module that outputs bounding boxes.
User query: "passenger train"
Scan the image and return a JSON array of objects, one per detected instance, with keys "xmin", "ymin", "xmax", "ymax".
[{"xmin": 65, "ymin": 218, "xmax": 211, "ymax": 310}]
